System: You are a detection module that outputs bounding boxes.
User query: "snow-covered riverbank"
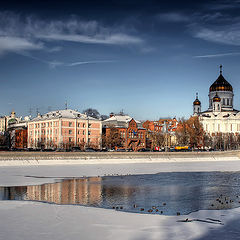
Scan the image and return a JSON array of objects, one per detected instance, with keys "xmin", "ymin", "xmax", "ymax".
[
  {"xmin": 0, "ymin": 150, "xmax": 239, "ymax": 167},
  {"xmin": 1, "ymin": 160, "xmax": 240, "ymax": 240},
  {"xmin": 1, "ymin": 200, "xmax": 240, "ymax": 240}
]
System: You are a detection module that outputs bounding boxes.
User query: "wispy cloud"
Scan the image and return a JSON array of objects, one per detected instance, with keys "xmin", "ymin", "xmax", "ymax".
[
  {"xmin": 38, "ymin": 33, "xmax": 142, "ymax": 45},
  {"xmin": 0, "ymin": 11, "xmax": 144, "ymax": 55},
  {"xmin": 16, "ymin": 52, "xmax": 116, "ymax": 68},
  {"xmin": 66, "ymin": 60, "xmax": 116, "ymax": 67},
  {"xmin": 156, "ymin": 13, "xmax": 190, "ymax": 23},
  {"xmin": 194, "ymin": 52, "xmax": 240, "ymax": 58},
  {"xmin": 205, "ymin": 0, "xmax": 240, "ymax": 10},
  {"xmin": 192, "ymin": 23, "xmax": 240, "ymax": 46},
  {"xmin": 0, "ymin": 36, "xmax": 43, "ymax": 55}
]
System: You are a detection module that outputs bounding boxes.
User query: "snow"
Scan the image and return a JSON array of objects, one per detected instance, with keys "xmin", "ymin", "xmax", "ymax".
[
  {"xmin": 1, "ymin": 160, "xmax": 240, "ymax": 239},
  {"xmin": 1, "ymin": 200, "xmax": 240, "ymax": 240}
]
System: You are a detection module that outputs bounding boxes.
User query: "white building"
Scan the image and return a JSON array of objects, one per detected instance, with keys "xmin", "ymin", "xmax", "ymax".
[{"xmin": 193, "ymin": 66, "xmax": 240, "ymax": 135}]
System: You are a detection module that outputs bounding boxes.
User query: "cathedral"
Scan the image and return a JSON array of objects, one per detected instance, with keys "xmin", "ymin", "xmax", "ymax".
[{"xmin": 193, "ymin": 66, "xmax": 240, "ymax": 135}]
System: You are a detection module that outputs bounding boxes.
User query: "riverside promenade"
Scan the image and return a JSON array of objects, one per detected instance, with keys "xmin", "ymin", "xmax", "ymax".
[{"xmin": 0, "ymin": 150, "xmax": 239, "ymax": 166}]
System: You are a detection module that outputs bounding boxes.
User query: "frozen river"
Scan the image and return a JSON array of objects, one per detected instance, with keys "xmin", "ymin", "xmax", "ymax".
[
  {"xmin": 1, "ymin": 171, "xmax": 240, "ymax": 216},
  {"xmin": 2, "ymin": 160, "xmax": 240, "ymax": 240}
]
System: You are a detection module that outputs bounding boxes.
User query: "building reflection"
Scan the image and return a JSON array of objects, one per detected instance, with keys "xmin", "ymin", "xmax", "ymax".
[
  {"xmin": 0, "ymin": 177, "xmax": 103, "ymax": 206},
  {"xmin": 1, "ymin": 172, "xmax": 239, "ymax": 215}
]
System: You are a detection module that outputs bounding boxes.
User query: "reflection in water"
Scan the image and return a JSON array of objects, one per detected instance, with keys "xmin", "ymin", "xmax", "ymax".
[{"xmin": 1, "ymin": 172, "xmax": 240, "ymax": 215}]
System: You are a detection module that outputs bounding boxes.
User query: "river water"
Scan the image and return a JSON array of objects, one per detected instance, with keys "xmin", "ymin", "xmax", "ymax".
[{"xmin": 1, "ymin": 171, "xmax": 240, "ymax": 215}]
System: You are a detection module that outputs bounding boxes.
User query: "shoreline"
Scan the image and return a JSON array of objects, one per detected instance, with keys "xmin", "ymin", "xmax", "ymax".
[{"xmin": 0, "ymin": 150, "xmax": 239, "ymax": 166}]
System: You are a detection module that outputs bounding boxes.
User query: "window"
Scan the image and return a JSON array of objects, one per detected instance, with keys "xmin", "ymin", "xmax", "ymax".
[
  {"xmin": 82, "ymin": 138, "xmax": 85, "ymax": 143},
  {"xmin": 223, "ymin": 99, "xmax": 225, "ymax": 105},
  {"xmin": 69, "ymin": 137, "xmax": 72, "ymax": 142},
  {"xmin": 47, "ymin": 123, "xmax": 49, "ymax": 127},
  {"xmin": 83, "ymin": 123, "xmax": 85, "ymax": 128},
  {"xmin": 78, "ymin": 123, "xmax": 80, "ymax": 127},
  {"xmin": 83, "ymin": 130, "xmax": 85, "ymax": 135},
  {"xmin": 88, "ymin": 131, "xmax": 91, "ymax": 135},
  {"xmin": 69, "ymin": 130, "xmax": 72, "ymax": 134},
  {"xmin": 227, "ymin": 99, "xmax": 229, "ymax": 105},
  {"xmin": 78, "ymin": 130, "xmax": 80, "ymax": 134},
  {"xmin": 88, "ymin": 123, "xmax": 92, "ymax": 128},
  {"xmin": 55, "ymin": 129, "xmax": 57, "ymax": 134},
  {"xmin": 69, "ymin": 122, "xmax": 73, "ymax": 127},
  {"xmin": 78, "ymin": 138, "xmax": 80, "ymax": 142}
]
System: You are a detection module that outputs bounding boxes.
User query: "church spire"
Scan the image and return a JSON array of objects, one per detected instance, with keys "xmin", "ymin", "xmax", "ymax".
[{"xmin": 220, "ymin": 64, "xmax": 222, "ymax": 75}]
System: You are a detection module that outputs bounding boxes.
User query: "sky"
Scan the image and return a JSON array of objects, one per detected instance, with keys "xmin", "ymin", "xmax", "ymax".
[{"xmin": 1, "ymin": 0, "xmax": 240, "ymax": 120}]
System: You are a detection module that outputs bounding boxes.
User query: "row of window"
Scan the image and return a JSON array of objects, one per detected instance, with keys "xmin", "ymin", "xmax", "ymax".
[
  {"xmin": 119, "ymin": 131, "xmax": 144, "ymax": 139},
  {"xmin": 205, "ymin": 123, "xmax": 240, "ymax": 132},
  {"xmin": 31, "ymin": 129, "xmax": 91, "ymax": 136},
  {"xmin": 128, "ymin": 131, "xmax": 144, "ymax": 139},
  {"xmin": 33, "ymin": 122, "xmax": 92, "ymax": 128},
  {"xmin": 34, "ymin": 122, "xmax": 57, "ymax": 128},
  {"xmin": 30, "ymin": 137, "xmax": 57, "ymax": 142}
]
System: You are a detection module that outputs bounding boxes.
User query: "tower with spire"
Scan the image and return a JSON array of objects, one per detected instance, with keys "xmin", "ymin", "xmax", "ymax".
[
  {"xmin": 193, "ymin": 92, "xmax": 201, "ymax": 115},
  {"xmin": 208, "ymin": 65, "xmax": 233, "ymax": 112}
]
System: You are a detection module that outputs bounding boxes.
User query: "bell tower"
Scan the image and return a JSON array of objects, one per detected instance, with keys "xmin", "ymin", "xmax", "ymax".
[{"xmin": 193, "ymin": 93, "xmax": 201, "ymax": 115}]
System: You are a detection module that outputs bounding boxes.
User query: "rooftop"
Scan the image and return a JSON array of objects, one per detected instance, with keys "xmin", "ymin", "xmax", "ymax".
[{"xmin": 31, "ymin": 109, "xmax": 98, "ymax": 121}]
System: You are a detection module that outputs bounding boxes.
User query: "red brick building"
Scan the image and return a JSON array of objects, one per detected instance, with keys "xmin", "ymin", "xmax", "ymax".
[
  {"xmin": 15, "ymin": 129, "xmax": 28, "ymax": 149},
  {"xmin": 102, "ymin": 114, "xmax": 146, "ymax": 151},
  {"xmin": 142, "ymin": 118, "xmax": 178, "ymax": 150},
  {"xmin": 143, "ymin": 118, "xmax": 178, "ymax": 133}
]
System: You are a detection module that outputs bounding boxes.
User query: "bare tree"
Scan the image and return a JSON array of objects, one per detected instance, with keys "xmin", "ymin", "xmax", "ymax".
[
  {"xmin": 175, "ymin": 116, "xmax": 206, "ymax": 148},
  {"xmin": 148, "ymin": 132, "xmax": 165, "ymax": 149},
  {"xmin": 83, "ymin": 108, "xmax": 100, "ymax": 119},
  {"xmin": 102, "ymin": 127, "xmax": 123, "ymax": 149}
]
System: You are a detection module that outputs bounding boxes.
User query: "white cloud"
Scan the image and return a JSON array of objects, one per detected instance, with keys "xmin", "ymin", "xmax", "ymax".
[
  {"xmin": 0, "ymin": 36, "xmax": 43, "ymax": 54},
  {"xmin": 0, "ymin": 11, "xmax": 144, "ymax": 55},
  {"xmin": 194, "ymin": 52, "xmax": 240, "ymax": 58},
  {"xmin": 16, "ymin": 52, "xmax": 116, "ymax": 68},
  {"xmin": 193, "ymin": 25, "xmax": 240, "ymax": 46},
  {"xmin": 66, "ymin": 60, "xmax": 116, "ymax": 67},
  {"xmin": 38, "ymin": 33, "xmax": 142, "ymax": 45},
  {"xmin": 47, "ymin": 46, "xmax": 63, "ymax": 53}
]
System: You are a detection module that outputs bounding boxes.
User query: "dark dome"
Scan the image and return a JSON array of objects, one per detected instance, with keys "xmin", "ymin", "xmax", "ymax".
[
  {"xmin": 213, "ymin": 93, "xmax": 221, "ymax": 102},
  {"xmin": 209, "ymin": 74, "xmax": 233, "ymax": 92},
  {"xmin": 193, "ymin": 99, "xmax": 201, "ymax": 105}
]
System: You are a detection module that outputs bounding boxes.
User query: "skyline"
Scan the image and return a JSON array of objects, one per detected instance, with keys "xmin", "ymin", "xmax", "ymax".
[{"xmin": 1, "ymin": 0, "xmax": 240, "ymax": 120}]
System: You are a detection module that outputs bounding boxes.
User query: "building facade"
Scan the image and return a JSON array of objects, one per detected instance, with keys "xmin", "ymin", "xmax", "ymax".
[
  {"xmin": 193, "ymin": 66, "xmax": 240, "ymax": 135},
  {"xmin": 143, "ymin": 118, "xmax": 178, "ymax": 133},
  {"xmin": 28, "ymin": 109, "xmax": 102, "ymax": 149},
  {"xmin": 102, "ymin": 114, "xmax": 146, "ymax": 151},
  {"xmin": 0, "ymin": 111, "xmax": 22, "ymax": 133}
]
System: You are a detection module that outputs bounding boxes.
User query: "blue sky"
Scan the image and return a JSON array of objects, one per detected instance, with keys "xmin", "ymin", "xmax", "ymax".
[{"xmin": 1, "ymin": 0, "xmax": 240, "ymax": 120}]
